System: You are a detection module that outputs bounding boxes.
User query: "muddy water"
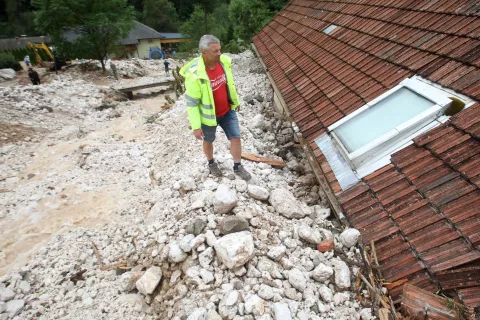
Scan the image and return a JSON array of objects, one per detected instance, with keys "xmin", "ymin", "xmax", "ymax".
[{"xmin": 0, "ymin": 94, "xmax": 167, "ymax": 276}]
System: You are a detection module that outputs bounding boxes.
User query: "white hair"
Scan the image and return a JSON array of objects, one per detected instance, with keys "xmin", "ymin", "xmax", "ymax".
[{"xmin": 199, "ymin": 35, "xmax": 220, "ymax": 52}]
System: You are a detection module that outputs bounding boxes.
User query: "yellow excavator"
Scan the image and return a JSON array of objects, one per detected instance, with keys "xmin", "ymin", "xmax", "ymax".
[{"xmin": 27, "ymin": 42, "xmax": 55, "ymax": 65}]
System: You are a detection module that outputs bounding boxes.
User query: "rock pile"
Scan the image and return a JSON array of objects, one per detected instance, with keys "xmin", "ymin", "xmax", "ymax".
[{"xmin": 0, "ymin": 51, "xmax": 372, "ymax": 320}]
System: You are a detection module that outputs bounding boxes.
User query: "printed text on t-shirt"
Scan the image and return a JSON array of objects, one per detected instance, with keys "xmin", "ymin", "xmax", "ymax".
[{"xmin": 210, "ymin": 74, "xmax": 226, "ymax": 92}]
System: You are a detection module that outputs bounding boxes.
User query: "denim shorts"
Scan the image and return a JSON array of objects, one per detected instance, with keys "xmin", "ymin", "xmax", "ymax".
[{"xmin": 202, "ymin": 110, "xmax": 240, "ymax": 143}]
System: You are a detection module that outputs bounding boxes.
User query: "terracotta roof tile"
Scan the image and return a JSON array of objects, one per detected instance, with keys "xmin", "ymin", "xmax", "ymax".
[
  {"xmin": 376, "ymin": 179, "xmax": 416, "ymax": 206},
  {"xmin": 438, "ymin": 138, "xmax": 480, "ymax": 167},
  {"xmin": 394, "ymin": 204, "xmax": 443, "ymax": 235},
  {"xmin": 451, "ymin": 102, "xmax": 480, "ymax": 130},
  {"xmin": 381, "ymin": 248, "xmax": 425, "ymax": 282},
  {"xmin": 425, "ymin": 176, "xmax": 476, "ymax": 206},
  {"xmin": 437, "ymin": 264, "xmax": 480, "ymax": 291},
  {"xmin": 411, "ymin": 166, "xmax": 459, "ymax": 194},
  {"xmin": 408, "ymin": 220, "xmax": 460, "ymax": 253},
  {"xmin": 359, "ymin": 217, "xmax": 399, "ymax": 245},
  {"xmin": 375, "ymin": 233, "xmax": 410, "ymax": 263},
  {"xmin": 421, "ymin": 239, "xmax": 480, "ymax": 273},
  {"xmin": 401, "ymin": 154, "xmax": 443, "ymax": 181},
  {"xmin": 456, "ymin": 214, "xmax": 480, "ymax": 248},
  {"xmin": 457, "ymin": 287, "xmax": 480, "ymax": 308},
  {"xmin": 413, "ymin": 123, "xmax": 452, "ymax": 147},
  {"xmin": 349, "ymin": 204, "xmax": 388, "ymax": 229},
  {"xmin": 441, "ymin": 190, "xmax": 480, "ymax": 223}
]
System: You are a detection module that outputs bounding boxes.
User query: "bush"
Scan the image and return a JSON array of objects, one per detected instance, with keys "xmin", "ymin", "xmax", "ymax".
[
  {"xmin": 223, "ymin": 40, "xmax": 242, "ymax": 54},
  {"xmin": 0, "ymin": 52, "xmax": 22, "ymax": 71}
]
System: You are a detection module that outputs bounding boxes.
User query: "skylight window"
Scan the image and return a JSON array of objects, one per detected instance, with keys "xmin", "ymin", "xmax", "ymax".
[
  {"xmin": 323, "ymin": 25, "xmax": 338, "ymax": 34},
  {"xmin": 328, "ymin": 78, "xmax": 454, "ymax": 172}
]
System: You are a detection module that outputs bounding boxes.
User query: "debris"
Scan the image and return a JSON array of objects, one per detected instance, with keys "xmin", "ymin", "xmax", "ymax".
[
  {"xmin": 317, "ymin": 239, "xmax": 334, "ymax": 252},
  {"xmin": 401, "ymin": 284, "xmax": 468, "ymax": 320}
]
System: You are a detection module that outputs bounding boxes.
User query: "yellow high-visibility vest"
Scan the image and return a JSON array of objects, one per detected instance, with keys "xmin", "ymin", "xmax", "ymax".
[{"xmin": 180, "ymin": 55, "xmax": 240, "ymax": 130}]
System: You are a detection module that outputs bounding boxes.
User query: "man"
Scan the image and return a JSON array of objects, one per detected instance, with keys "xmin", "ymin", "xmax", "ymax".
[
  {"xmin": 164, "ymin": 59, "xmax": 170, "ymax": 75},
  {"xmin": 180, "ymin": 35, "xmax": 251, "ymax": 180},
  {"xmin": 28, "ymin": 68, "xmax": 40, "ymax": 85}
]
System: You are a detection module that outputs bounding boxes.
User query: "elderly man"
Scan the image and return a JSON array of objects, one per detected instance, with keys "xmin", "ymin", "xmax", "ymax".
[{"xmin": 180, "ymin": 35, "xmax": 251, "ymax": 180}]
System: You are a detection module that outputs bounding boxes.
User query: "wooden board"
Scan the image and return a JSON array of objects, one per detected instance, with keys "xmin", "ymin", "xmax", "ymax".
[{"xmin": 241, "ymin": 153, "xmax": 285, "ymax": 168}]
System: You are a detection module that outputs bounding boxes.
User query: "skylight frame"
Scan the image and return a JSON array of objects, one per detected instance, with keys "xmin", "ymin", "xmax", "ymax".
[{"xmin": 327, "ymin": 77, "xmax": 452, "ymax": 171}]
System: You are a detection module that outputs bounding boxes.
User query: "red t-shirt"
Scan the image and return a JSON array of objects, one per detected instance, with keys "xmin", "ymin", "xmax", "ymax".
[{"xmin": 206, "ymin": 62, "xmax": 230, "ymax": 118}]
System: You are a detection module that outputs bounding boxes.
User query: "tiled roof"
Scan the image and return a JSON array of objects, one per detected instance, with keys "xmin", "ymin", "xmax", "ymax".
[
  {"xmin": 252, "ymin": 0, "xmax": 480, "ymax": 308},
  {"xmin": 338, "ymin": 104, "xmax": 480, "ymax": 305}
]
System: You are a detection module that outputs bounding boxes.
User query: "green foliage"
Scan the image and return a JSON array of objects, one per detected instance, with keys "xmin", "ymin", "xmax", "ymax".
[
  {"xmin": 0, "ymin": 52, "xmax": 22, "ymax": 70},
  {"xmin": 33, "ymin": 0, "xmax": 135, "ymax": 70},
  {"xmin": 179, "ymin": 3, "xmax": 233, "ymax": 53},
  {"xmin": 229, "ymin": 0, "xmax": 271, "ymax": 41},
  {"xmin": 141, "ymin": 0, "xmax": 179, "ymax": 32}
]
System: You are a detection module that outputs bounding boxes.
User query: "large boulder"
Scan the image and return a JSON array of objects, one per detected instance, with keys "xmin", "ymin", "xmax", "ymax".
[
  {"xmin": 214, "ymin": 231, "xmax": 255, "ymax": 269},
  {"xmin": 269, "ymin": 188, "xmax": 307, "ymax": 219},
  {"xmin": 214, "ymin": 184, "xmax": 237, "ymax": 214}
]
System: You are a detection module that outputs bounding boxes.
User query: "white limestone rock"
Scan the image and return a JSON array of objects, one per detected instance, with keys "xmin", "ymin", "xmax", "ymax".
[
  {"xmin": 120, "ymin": 271, "xmax": 144, "ymax": 292},
  {"xmin": 169, "ymin": 241, "xmax": 188, "ymax": 263},
  {"xmin": 287, "ymin": 268, "xmax": 307, "ymax": 291},
  {"xmin": 269, "ymin": 189, "xmax": 306, "ymax": 219},
  {"xmin": 244, "ymin": 294, "xmax": 265, "ymax": 315},
  {"xmin": 247, "ymin": 185, "xmax": 270, "ymax": 201},
  {"xmin": 214, "ymin": 184, "xmax": 238, "ymax": 214},
  {"xmin": 267, "ymin": 245, "xmax": 286, "ymax": 261},
  {"xmin": 273, "ymin": 302, "xmax": 292, "ymax": 320},
  {"xmin": 136, "ymin": 266, "xmax": 162, "ymax": 295},
  {"xmin": 214, "ymin": 231, "xmax": 255, "ymax": 269},
  {"xmin": 312, "ymin": 263, "xmax": 333, "ymax": 282},
  {"xmin": 332, "ymin": 259, "xmax": 351, "ymax": 289},
  {"xmin": 180, "ymin": 234, "xmax": 196, "ymax": 252},
  {"xmin": 187, "ymin": 308, "xmax": 208, "ymax": 320},
  {"xmin": 5, "ymin": 299, "xmax": 24, "ymax": 318},
  {"xmin": 0, "ymin": 287, "xmax": 15, "ymax": 302},
  {"xmin": 257, "ymin": 285, "xmax": 274, "ymax": 300},
  {"xmin": 298, "ymin": 224, "xmax": 322, "ymax": 244},
  {"xmin": 318, "ymin": 286, "xmax": 333, "ymax": 302},
  {"xmin": 339, "ymin": 228, "xmax": 361, "ymax": 248},
  {"xmin": 199, "ymin": 247, "xmax": 215, "ymax": 268}
]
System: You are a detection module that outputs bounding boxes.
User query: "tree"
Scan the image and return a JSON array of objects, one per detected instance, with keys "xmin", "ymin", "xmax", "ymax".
[
  {"xmin": 179, "ymin": 3, "xmax": 230, "ymax": 52},
  {"xmin": 33, "ymin": 0, "xmax": 135, "ymax": 71},
  {"xmin": 142, "ymin": 0, "xmax": 179, "ymax": 32},
  {"xmin": 229, "ymin": 0, "xmax": 271, "ymax": 41}
]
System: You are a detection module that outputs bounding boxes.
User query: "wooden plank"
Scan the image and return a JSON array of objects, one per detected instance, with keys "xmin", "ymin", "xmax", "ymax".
[
  {"xmin": 117, "ymin": 80, "xmax": 175, "ymax": 92},
  {"xmin": 241, "ymin": 153, "xmax": 285, "ymax": 168}
]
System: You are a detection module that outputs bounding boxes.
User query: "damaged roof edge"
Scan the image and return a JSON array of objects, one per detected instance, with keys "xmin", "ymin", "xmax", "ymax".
[{"xmin": 251, "ymin": 42, "xmax": 347, "ymax": 224}]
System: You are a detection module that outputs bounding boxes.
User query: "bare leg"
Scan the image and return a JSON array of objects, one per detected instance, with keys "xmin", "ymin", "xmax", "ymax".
[
  {"xmin": 203, "ymin": 141, "xmax": 214, "ymax": 161},
  {"xmin": 230, "ymin": 138, "xmax": 241, "ymax": 163}
]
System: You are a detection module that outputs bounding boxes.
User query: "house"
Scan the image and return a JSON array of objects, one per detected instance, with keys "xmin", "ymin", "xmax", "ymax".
[
  {"xmin": 159, "ymin": 32, "xmax": 189, "ymax": 51},
  {"xmin": 0, "ymin": 36, "xmax": 52, "ymax": 51},
  {"xmin": 63, "ymin": 21, "xmax": 166, "ymax": 59},
  {"xmin": 252, "ymin": 0, "xmax": 480, "ymax": 310}
]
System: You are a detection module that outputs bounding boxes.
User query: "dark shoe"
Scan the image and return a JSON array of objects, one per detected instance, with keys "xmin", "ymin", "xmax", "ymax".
[
  {"xmin": 234, "ymin": 165, "xmax": 252, "ymax": 181},
  {"xmin": 209, "ymin": 162, "xmax": 223, "ymax": 177}
]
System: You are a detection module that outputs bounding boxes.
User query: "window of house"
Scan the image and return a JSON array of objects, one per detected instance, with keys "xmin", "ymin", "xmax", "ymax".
[
  {"xmin": 328, "ymin": 77, "xmax": 455, "ymax": 175},
  {"xmin": 148, "ymin": 39, "xmax": 153, "ymax": 43}
]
